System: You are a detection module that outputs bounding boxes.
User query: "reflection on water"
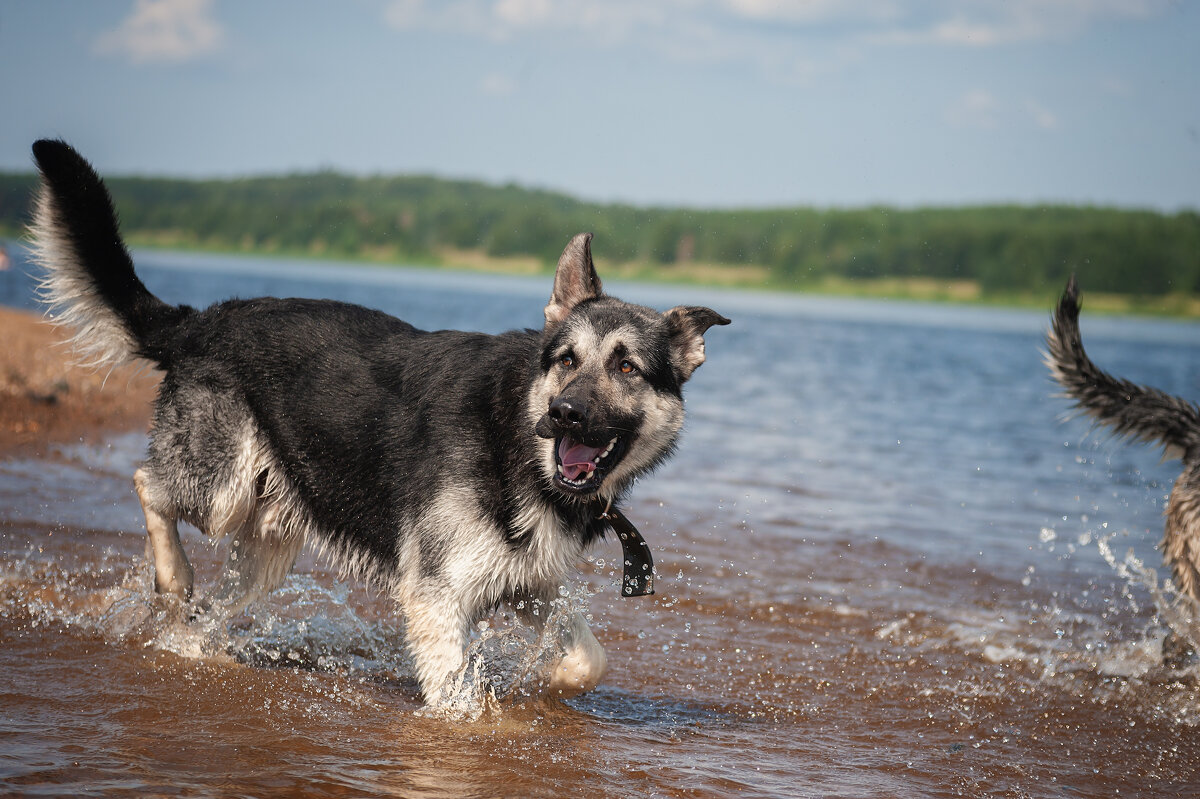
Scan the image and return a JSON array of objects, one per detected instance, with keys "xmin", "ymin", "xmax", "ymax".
[{"xmin": 4, "ymin": 245, "xmax": 1200, "ymax": 795}]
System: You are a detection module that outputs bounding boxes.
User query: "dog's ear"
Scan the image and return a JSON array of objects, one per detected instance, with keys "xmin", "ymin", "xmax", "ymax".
[
  {"xmin": 545, "ymin": 233, "xmax": 603, "ymax": 325},
  {"xmin": 664, "ymin": 306, "xmax": 731, "ymax": 382}
]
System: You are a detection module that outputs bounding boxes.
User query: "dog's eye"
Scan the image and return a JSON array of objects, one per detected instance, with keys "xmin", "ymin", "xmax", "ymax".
[
  {"xmin": 560, "ymin": 354, "xmax": 575, "ymax": 368},
  {"xmin": 619, "ymin": 360, "xmax": 636, "ymax": 374}
]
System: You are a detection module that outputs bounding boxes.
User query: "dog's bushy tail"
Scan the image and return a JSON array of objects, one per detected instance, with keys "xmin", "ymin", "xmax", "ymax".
[
  {"xmin": 29, "ymin": 139, "xmax": 191, "ymax": 370},
  {"xmin": 1046, "ymin": 275, "xmax": 1200, "ymax": 461}
]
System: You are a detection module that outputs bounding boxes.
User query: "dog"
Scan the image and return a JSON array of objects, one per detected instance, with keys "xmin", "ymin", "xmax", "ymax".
[
  {"xmin": 1046, "ymin": 276, "xmax": 1200, "ymax": 662},
  {"xmin": 29, "ymin": 139, "xmax": 729, "ymax": 704}
]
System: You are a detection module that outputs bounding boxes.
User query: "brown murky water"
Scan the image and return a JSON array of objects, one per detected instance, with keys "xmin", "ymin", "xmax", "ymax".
[{"xmin": 4, "ymin": 253, "xmax": 1200, "ymax": 797}]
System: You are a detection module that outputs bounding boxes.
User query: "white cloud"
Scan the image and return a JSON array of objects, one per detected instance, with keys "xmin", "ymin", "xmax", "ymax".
[
  {"xmin": 722, "ymin": 0, "xmax": 902, "ymax": 26},
  {"xmin": 946, "ymin": 89, "xmax": 1061, "ymax": 131},
  {"xmin": 494, "ymin": 0, "xmax": 556, "ymax": 27},
  {"xmin": 383, "ymin": 0, "xmax": 1171, "ymax": 45},
  {"xmin": 383, "ymin": 0, "xmax": 429, "ymax": 30},
  {"xmin": 480, "ymin": 72, "xmax": 518, "ymax": 96},
  {"xmin": 384, "ymin": 0, "xmax": 666, "ymax": 41},
  {"xmin": 95, "ymin": 0, "xmax": 224, "ymax": 64},
  {"xmin": 872, "ymin": 0, "xmax": 1170, "ymax": 48},
  {"xmin": 379, "ymin": 0, "xmax": 1174, "ymax": 88},
  {"xmin": 1100, "ymin": 76, "xmax": 1134, "ymax": 97},
  {"xmin": 1025, "ymin": 100, "xmax": 1059, "ymax": 131},
  {"xmin": 947, "ymin": 89, "xmax": 1001, "ymax": 129}
]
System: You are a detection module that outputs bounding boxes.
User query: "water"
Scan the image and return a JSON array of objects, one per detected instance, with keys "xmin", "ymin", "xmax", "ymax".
[{"xmin": 4, "ymin": 242, "xmax": 1200, "ymax": 796}]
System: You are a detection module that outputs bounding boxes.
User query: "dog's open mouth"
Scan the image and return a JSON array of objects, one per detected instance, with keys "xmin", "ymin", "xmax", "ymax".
[{"xmin": 555, "ymin": 434, "xmax": 624, "ymax": 493}]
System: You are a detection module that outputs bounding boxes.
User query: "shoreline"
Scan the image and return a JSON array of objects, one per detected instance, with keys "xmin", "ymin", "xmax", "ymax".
[
  {"xmin": 129, "ymin": 239, "xmax": 1200, "ymax": 319},
  {"xmin": 0, "ymin": 306, "xmax": 158, "ymax": 459},
  {"xmin": 4, "ymin": 231, "xmax": 1198, "ymax": 318}
]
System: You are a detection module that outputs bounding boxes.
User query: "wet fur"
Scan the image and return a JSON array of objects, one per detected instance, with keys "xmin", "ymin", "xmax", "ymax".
[
  {"xmin": 1046, "ymin": 276, "xmax": 1200, "ymax": 604},
  {"xmin": 29, "ymin": 139, "xmax": 729, "ymax": 704}
]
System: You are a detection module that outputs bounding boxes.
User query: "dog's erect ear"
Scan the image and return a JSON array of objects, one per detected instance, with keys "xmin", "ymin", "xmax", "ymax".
[
  {"xmin": 664, "ymin": 306, "xmax": 731, "ymax": 382},
  {"xmin": 545, "ymin": 233, "xmax": 603, "ymax": 325}
]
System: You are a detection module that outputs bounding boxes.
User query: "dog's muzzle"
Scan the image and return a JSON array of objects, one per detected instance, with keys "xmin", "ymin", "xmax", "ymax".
[{"xmin": 536, "ymin": 396, "xmax": 626, "ymax": 494}]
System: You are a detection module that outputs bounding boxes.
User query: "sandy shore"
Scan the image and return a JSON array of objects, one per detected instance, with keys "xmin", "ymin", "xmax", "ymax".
[{"xmin": 0, "ymin": 306, "xmax": 159, "ymax": 458}]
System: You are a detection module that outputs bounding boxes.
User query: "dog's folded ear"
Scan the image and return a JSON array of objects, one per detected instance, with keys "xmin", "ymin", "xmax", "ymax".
[
  {"xmin": 545, "ymin": 233, "xmax": 603, "ymax": 325},
  {"xmin": 665, "ymin": 306, "xmax": 731, "ymax": 382}
]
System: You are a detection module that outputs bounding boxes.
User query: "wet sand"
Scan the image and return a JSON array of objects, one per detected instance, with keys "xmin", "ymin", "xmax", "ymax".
[{"xmin": 0, "ymin": 307, "xmax": 159, "ymax": 457}]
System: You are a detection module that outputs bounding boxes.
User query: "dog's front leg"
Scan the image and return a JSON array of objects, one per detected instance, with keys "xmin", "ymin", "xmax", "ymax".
[
  {"xmin": 403, "ymin": 597, "xmax": 469, "ymax": 705},
  {"xmin": 516, "ymin": 597, "xmax": 607, "ymax": 698},
  {"xmin": 549, "ymin": 610, "xmax": 608, "ymax": 698}
]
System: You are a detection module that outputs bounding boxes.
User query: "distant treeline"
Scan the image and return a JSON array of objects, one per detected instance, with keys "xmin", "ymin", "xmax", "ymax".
[{"xmin": 1, "ymin": 169, "xmax": 1197, "ymax": 296}]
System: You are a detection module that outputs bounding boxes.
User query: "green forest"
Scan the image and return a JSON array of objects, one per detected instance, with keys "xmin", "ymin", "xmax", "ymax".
[{"xmin": 2, "ymin": 169, "xmax": 1197, "ymax": 304}]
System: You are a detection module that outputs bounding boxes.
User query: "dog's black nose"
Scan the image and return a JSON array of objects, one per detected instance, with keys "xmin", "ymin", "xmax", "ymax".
[{"xmin": 548, "ymin": 396, "xmax": 587, "ymax": 431}]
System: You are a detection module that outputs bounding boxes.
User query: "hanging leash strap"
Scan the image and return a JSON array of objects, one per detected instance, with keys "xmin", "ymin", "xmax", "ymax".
[{"xmin": 599, "ymin": 502, "xmax": 655, "ymax": 597}]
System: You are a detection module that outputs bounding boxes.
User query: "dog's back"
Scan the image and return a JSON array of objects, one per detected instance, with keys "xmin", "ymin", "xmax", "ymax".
[{"xmin": 1047, "ymin": 276, "xmax": 1200, "ymax": 600}]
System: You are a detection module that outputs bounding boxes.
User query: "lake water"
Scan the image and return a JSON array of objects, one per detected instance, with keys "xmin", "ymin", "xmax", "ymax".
[{"xmin": 4, "ymin": 243, "xmax": 1200, "ymax": 796}]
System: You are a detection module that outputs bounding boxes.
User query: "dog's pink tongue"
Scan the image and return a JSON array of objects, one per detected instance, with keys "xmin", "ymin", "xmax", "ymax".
[{"xmin": 558, "ymin": 437, "xmax": 602, "ymax": 481}]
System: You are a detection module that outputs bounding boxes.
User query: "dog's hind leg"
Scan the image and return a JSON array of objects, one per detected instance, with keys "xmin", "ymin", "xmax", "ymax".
[
  {"xmin": 211, "ymin": 500, "xmax": 304, "ymax": 617},
  {"xmin": 134, "ymin": 467, "xmax": 194, "ymax": 599}
]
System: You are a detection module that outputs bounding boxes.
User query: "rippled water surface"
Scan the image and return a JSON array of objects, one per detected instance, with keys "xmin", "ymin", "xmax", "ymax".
[{"xmin": 4, "ymin": 246, "xmax": 1200, "ymax": 797}]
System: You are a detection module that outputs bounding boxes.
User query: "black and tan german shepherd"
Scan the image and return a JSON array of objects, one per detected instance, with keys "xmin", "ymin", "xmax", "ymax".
[{"xmin": 29, "ymin": 139, "xmax": 729, "ymax": 704}]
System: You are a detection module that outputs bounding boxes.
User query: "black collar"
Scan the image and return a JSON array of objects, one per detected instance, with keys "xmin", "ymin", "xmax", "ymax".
[{"xmin": 598, "ymin": 504, "xmax": 655, "ymax": 597}]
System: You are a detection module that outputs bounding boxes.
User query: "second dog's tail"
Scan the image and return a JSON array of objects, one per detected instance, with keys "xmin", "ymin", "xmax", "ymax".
[
  {"xmin": 1046, "ymin": 275, "xmax": 1200, "ymax": 461},
  {"xmin": 29, "ymin": 139, "xmax": 191, "ymax": 370}
]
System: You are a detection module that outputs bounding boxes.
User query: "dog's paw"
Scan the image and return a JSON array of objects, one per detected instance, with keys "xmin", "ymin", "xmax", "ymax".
[{"xmin": 548, "ymin": 632, "xmax": 607, "ymax": 698}]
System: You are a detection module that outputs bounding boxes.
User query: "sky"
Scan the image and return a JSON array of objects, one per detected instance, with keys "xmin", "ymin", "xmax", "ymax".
[{"xmin": 0, "ymin": 0, "xmax": 1197, "ymax": 211}]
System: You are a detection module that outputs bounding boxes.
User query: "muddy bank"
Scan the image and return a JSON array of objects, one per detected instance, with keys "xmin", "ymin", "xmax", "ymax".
[{"xmin": 0, "ymin": 306, "xmax": 158, "ymax": 458}]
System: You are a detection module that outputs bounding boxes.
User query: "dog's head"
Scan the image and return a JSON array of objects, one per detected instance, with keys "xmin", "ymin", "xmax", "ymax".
[{"xmin": 529, "ymin": 233, "xmax": 729, "ymax": 503}]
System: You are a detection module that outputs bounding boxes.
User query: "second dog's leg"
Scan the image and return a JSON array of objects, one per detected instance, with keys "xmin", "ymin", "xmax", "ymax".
[{"xmin": 134, "ymin": 468, "xmax": 193, "ymax": 599}]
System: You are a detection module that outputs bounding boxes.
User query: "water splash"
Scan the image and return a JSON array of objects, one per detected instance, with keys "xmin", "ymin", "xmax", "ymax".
[
  {"xmin": 425, "ymin": 586, "xmax": 599, "ymax": 722},
  {"xmin": 3, "ymin": 538, "xmax": 602, "ymax": 720},
  {"xmin": 1096, "ymin": 532, "xmax": 1200, "ymax": 667}
]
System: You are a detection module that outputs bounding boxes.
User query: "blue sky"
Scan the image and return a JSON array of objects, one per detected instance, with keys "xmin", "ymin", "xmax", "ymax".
[{"xmin": 1, "ymin": 0, "xmax": 1197, "ymax": 211}]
